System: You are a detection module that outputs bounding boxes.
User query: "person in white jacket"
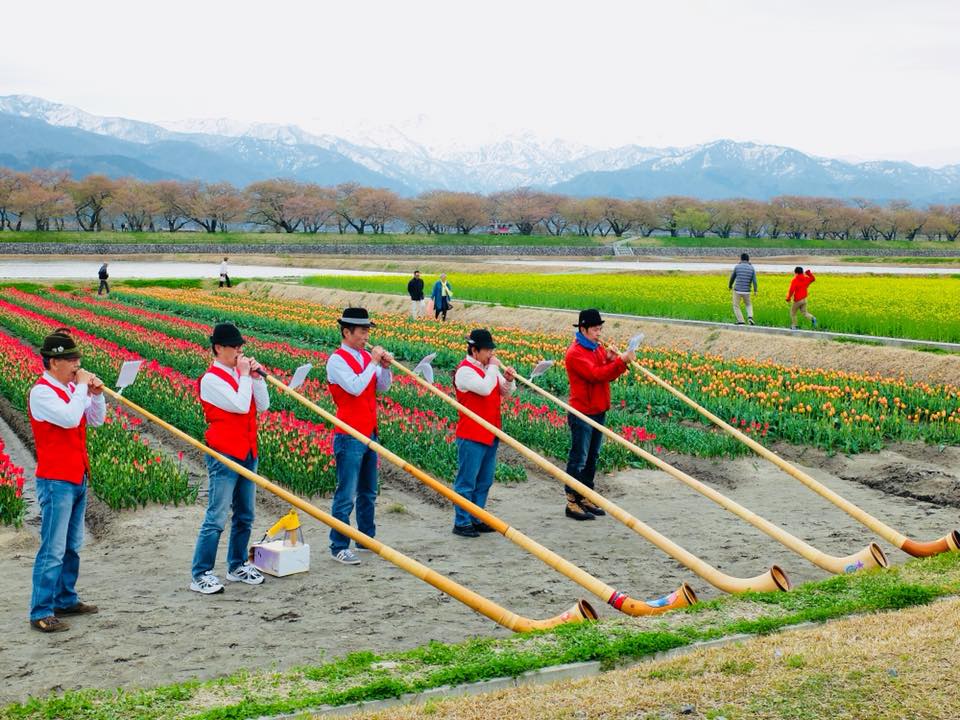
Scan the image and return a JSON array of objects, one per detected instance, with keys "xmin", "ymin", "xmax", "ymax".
[
  {"xmin": 450, "ymin": 329, "xmax": 515, "ymax": 537},
  {"xmin": 28, "ymin": 330, "xmax": 105, "ymax": 633},
  {"xmin": 219, "ymin": 257, "xmax": 231, "ymax": 288},
  {"xmin": 190, "ymin": 323, "xmax": 270, "ymax": 595}
]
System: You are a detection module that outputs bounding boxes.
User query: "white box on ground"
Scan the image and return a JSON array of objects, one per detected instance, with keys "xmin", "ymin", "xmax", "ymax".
[{"xmin": 252, "ymin": 541, "xmax": 311, "ymax": 577}]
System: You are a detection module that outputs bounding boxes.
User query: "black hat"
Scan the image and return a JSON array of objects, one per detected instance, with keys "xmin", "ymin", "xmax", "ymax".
[
  {"xmin": 338, "ymin": 307, "xmax": 376, "ymax": 327},
  {"xmin": 574, "ymin": 309, "xmax": 604, "ymax": 328},
  {"xmin": 209, "ymin": 322, "xmax": 246, "ymax": 347},
  {"xmin": 40, "ymin": 332, "xmax": 81, "ymax": 359},
  {"xmin": 467, "ymin": 328, "xmax": 496, "ymax": 350}
]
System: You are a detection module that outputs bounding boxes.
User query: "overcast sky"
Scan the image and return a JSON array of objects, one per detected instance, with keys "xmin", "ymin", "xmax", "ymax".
[{"xmin": 3, "ymin": 0, "xmax": 959, "ymax": 165}]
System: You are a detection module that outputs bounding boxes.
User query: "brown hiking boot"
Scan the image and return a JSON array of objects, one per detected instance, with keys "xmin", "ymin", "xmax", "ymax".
[
  {"xmin": 578, "ymin": 498, "xmax": 606, "ymax": 516},
  {"xmin": 31, "ymin": 616, "xmax": 69, "ymax": 633},
  {"xmin": 565, "ymin": 500, "xmax": 594, "ymax": 521},
  {"xmin": 54, "ymin": 602, "xmax": 99, "ymax": 617}
]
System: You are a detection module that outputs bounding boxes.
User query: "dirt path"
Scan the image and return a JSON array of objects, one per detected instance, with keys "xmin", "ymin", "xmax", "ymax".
[
  {"xmin": 2, "ymin": 431, "xmax": 957, "ymax": 705},
  {"xmin": 250, "ymin": 283, "xmax": 960, "ymax": 386}
]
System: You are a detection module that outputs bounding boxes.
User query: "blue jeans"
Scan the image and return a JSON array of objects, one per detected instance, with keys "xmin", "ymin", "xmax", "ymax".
[
  {"xmin": 329, "ymin": 434, "xmax": 378, "ymax": 554},
  {"xmin": 565, "ymin": 412, "xmax": 605, "ymax": 501},
  {"xmin": 30, "ymin": 477, "xmax": 87, "ymax": 621},
  {"xmin": 452, "ymin": 438, "xmax": 499, "ymax": 527},
  {"xmin": 191, "ymin": 452, "xmax": 257, "ymax": 579}
]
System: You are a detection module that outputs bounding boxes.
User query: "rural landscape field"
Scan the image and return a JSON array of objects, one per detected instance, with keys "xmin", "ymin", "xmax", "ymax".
[{"xmin": 2, "ymin": 2, "xmax": 960, "ymax": 719}]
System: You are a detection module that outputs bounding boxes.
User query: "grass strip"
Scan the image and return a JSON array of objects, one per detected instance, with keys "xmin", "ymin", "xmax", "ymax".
[
  {"xmin": 3, "ymin": 552, "xmax": 959, "ymax": 720},
  {"xmin": 355, "ymin": 595, "xmax": 960, "ymax": 720}
]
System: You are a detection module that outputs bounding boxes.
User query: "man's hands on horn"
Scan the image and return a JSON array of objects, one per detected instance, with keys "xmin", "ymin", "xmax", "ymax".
[
  {"xmin": 77, "ymin": 368, "xmax": 104, "ymax": 394},
  {"xmin": 370, "ymin": 346, "xmax": 393, "ymax": 368},
  {"xmin": 236, "ymin": 356, "xmax": 252, "ymax": 377}
]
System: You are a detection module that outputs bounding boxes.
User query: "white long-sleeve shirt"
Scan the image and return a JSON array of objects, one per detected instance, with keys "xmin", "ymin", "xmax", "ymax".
[
  {"xmin": 454, "ymin": 356, "xmax": 515, "ymax": 397},
  {"xmin": 219, "ymin": 261, "xmax": 228, "ymax": 276},
  {"xmin": 326, "ymin": 344, "xmax": 392, "ymax": 396},
  {"xmin": 29, "ymin": 372, "xmax": 106, "ymax": 428},
  {"xmin": 199, "ymin": 360, "xmax": 270, "ymax": 413}
]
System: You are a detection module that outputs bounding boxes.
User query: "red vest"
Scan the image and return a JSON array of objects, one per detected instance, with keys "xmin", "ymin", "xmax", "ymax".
[
  {"xmin": 28, "ymin": 377, "xmax": 89, "ymax": 484},
  {"xmin": 199, "ymin": 366, "xmax": 259, "ymax": 459},
  {"xmin": 454, "ymin": 359, "xmax": 502, "ymax": 446},
  {"xmin": 328, "ymin": 348, "xmax": 378, "ymax": 437}
]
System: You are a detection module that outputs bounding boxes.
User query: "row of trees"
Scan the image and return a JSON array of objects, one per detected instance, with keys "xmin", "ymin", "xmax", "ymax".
[{"xmin": 1, "ymin": 167, "xmax": 959, "ymax": 241}]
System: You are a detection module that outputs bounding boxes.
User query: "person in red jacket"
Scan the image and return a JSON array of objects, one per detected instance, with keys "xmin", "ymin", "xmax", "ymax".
[
  {"xmin": 785, "ymin": 266, "xmax": 818, "ymax": 330},
  {"xmin": 451, "ymin": 329, "xmax": 516, "ymax": 537},
  {"xmin": 326, "ymin": 307, "xmax": 393, "ymax": 565},
  {"xmin": 191, "ymin": 323, "xmax": 270, "ymax": 595},
  {"xmin": 563, "ymin": 309, "xmax": 636, "ymax": 520},
  {"xmin": 28, "ymin": 330, "xmax": 105, "ymax": 633}
]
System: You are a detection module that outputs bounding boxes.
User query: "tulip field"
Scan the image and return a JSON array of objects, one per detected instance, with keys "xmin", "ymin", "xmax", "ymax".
[
  {"xmin": 303, "ymin": 272, "xmax": 960, "ymax": 343},
  {"xmin": 0, "ymin": 436, "xmax": 25, "ymax": 527},
  {"xmin": 0, "ymin": 283, "xmax": 958, "ymax": 528}
]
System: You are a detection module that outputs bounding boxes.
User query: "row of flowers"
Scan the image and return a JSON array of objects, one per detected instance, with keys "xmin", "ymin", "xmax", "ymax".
[
  {"xmin": 0, "ymin": 434, "xmax": 26, "ymax": 527},
  {"xmin": 35, "ymin": 286, "xmax": 704, "ymax": 462},
  {"xmin": 108, "ymin": 287, "xmax": 960, "ymax": 453},
  {"xmin": 0, "ymin": 327, "xmax": 195, "ymax": 525},
  {"xmin": 0, "ymin": 293, "xmax": 538, "ymax": 502}
]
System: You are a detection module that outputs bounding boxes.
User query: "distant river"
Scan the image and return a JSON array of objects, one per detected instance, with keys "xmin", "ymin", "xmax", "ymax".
[{"xmin": 0, "ymin": 260, "xmax": 406, "ymax": 280}]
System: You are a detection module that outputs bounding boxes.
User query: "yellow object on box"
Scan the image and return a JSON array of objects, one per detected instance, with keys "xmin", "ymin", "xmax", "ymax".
[{"xmin": 251, "ymin": 509, "xmax": 311, "ymax": 576}]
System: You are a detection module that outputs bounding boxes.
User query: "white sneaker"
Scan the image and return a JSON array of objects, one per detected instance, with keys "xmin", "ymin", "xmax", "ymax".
[
  {"xmin": 190, "ymin": 571, "xmax": 225, "ymax": 595},
  {"xmin": 332, "ymin": 549, "xmax": 361, "ymax": 565},
  {"xmin": 226, "ymin": 562, "xmax": 265, "ymax": 585}
]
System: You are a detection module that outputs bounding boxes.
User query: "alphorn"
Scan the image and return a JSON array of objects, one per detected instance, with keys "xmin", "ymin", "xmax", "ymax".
[
  {"xmin": 391, "ymin": 357, "xmax": 790, "ymax": 595},
  {"xmin": 101, "ymin": 382, "xmax": 595, "ymax": 632},
  {"xmin": 515, "ymin": 361, "xmax": 886, "ymax": 574},
  {"xmin": 630, "ymin": 359, "xmax": 960, "ymax": 558},
  {"xmin": 260, "ymin": 370, "xmax": 696, "ymax": 616}
]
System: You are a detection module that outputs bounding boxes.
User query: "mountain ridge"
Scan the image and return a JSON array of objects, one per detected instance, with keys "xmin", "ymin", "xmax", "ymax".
[{"xmin": 2, "ymin": 94, "xmax": 958, "ymax": 202}]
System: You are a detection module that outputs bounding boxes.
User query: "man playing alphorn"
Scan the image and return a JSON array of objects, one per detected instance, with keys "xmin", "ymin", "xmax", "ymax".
[
  {"xmin": 563, "ymin": 309, "xmax": 635, "ymax": 520},
  {"xmin": 190, "ymin": 322, "xmax": 270, "ymax": 594},
  {"xmin": 28, "ymin": 330, "xmax": 106, "ymax": 632},
  {"xmin": 451, "ymin": 329, "xmax": 516, "ymax": 538},
  {"xmin": 326, "ymin": 307, "xmax": 392, "ymax": 565}
]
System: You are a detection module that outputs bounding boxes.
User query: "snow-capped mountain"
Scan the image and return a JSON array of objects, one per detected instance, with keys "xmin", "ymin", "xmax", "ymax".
[{"xmin": 2, "ymin": 94, "xmax": 959, "ymax": 202}]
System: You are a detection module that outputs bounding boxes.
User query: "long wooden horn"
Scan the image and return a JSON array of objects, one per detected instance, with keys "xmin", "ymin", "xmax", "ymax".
[
  {"xmin": 631, "ymin": 359, "xmax": 959, "ymax": 558},
  {"xmin": 517, "ymin": 362, "xmax": 886, "ymax": 575},
  {"xmin": 101, "ymin": 378, "xmax": 595, "ymax": 632},
  {"xmin": 391, "ymin": 357, "xmax": 790, "ymax": 595},
  {"xmin": 261, "ymin": 370, "xmax": 695, "ymax": 616}
]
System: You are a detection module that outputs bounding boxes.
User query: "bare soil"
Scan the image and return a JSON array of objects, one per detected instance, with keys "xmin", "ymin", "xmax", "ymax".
[
  {"xmin": 252, "ymin": 283, "xmax": 960, "ymax": 386},
  {"xmin": 1, "ymin": 420, "xmax": 957, "ymax": 705}
]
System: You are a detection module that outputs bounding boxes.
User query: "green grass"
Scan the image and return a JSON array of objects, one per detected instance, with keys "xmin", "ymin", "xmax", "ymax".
[
  {"xmin": 842, "ymin": 255, "xmax": 960, "ymax": 264},
  {"xmin": 628, "ymin": 236, "xmax": 960, "ymax": 251},
  {"xmin": 0, "ymin": 231, "xmax": 602, "ymax": 247},
  {"xmin": 3, "ymin": 552, "xmax": 959, "ymax": 720},
  {"xmin": 302, "ymin": 271, "xmax": 960, "ymax": 343}
]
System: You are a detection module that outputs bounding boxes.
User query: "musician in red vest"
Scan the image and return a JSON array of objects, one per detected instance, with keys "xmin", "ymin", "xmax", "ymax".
[
  {"xmin": 563, "ymin": 309, "xmax": 635, "ymax": 521},
  {"xmin": 326, "ymin": 307, "xmax": 392, "ymax": 565},
  {"xmin": 190, "ymin": 322, "xmax": 270, "ymax": 594},
  {"xmin": 452, "ymin": 329, "xmax": 515, "ymax": 537},
  {"xmin": 28, "ymin": 330, "xmax": 105, "ymax": 633}
]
